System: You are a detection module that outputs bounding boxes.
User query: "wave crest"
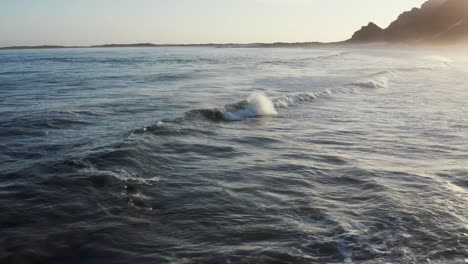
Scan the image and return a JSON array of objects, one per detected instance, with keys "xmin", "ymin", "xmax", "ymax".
[
  {"xmin": 352, "ymin": 71, "xmax": 396, "ymax": 89},
  {"xmin": 188, "ymin": 93, "xmax": 278, "ymax": 121},
  {"xmin": 273, "ymin": 90, "xmax": 331, "ymax": 108}
]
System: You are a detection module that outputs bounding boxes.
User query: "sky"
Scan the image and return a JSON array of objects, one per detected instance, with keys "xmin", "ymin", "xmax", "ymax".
[{"xmin": 0, "ymin": 0, "xmax": 427, "ymax": 47}]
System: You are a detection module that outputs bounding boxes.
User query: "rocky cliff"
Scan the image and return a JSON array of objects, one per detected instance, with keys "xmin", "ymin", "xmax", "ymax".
[{"xmin": 349, "ymin": 0, "xmax": 468, "ymax": 43}]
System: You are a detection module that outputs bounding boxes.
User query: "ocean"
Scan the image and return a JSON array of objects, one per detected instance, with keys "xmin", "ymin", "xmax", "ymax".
[{"xmin": 0, "ymin": 46, "xmax": 467, "ymax": 263}]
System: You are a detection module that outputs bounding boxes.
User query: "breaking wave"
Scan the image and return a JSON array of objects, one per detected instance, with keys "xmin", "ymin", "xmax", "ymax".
[
  {"xmin": 136, "ymin": 91, "xmax": 334, "ymax": 131},
  {"xmin": 187, "ymin": 93, "xmax": 278, "ymax": 121},
  {"xmin": 351, "ymin": 55, "xmax": 452, "ymax": 88},
  {"xmin": 186, "ymin": 90, "xmax": 334, "ymax": 122},
  {"xmin": 352, "ymin": 71, "xmax": 396, "ymax": 89},
  {"xmin": 272, "ymin": 90, "xmax": 332, "ymax": 108}
]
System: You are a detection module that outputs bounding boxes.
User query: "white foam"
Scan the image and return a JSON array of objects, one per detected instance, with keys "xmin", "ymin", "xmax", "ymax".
[
  {"xmin": 352, "ymin": 76, "xmax": 390, "ymax": 88},
  {"xmin": 352, "ymin": 71, "xmax": 396, "ymax": 89},
  {"xmin": 82, "ymin": 166, "xmax": 160, "ymax": 185},
  {"xmin": 272, "ymin": 90, "xmax": 331, "ymax": 108},
  {"xmin": 221, "ymin": 90, "xmax": 334, "ymax": 120},
  {"xmin": 223, "ymin": 93, "xmax": 278, "ymax": 121}
]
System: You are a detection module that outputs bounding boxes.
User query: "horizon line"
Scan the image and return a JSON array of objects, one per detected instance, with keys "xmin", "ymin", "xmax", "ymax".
[{"xmin": 0, "ymin": 41, "xmax": 348, "ymax": 50}]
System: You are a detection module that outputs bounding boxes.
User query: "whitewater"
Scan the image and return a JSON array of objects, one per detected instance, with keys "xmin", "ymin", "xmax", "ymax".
[{"xmin": 0, "ymin": 46, "xmax": 467, "ymax": 264}]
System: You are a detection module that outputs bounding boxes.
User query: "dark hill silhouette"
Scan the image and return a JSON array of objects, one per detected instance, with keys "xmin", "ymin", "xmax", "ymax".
[
  {"xmin": 349, "ymin": 0, "xmax": 468, "ymax": 43},
  {"xmin": 351, "ymin": 22, "xmax": 384, "ymax": 42}
]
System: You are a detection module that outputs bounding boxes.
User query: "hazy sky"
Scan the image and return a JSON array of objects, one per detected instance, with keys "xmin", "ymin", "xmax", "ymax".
[{"xmin": 0, "ymin": 0, "xmax": 426, "ymax": 47}]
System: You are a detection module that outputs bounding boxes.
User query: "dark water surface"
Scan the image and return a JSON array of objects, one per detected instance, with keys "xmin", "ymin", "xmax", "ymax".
[{"xmin": 1, "ymin": 47, "xmax": 467, "ymax": 263}]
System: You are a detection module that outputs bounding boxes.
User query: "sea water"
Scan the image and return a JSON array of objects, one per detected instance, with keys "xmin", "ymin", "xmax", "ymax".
[{"xmin": 0, "ymin": 46, "xmax": 467, "ymax": 263}]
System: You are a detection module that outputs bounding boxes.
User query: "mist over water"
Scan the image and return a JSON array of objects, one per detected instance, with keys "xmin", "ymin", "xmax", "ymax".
[{"xmin": 0, "ymin": 46, "xmax": 467, "ymax": 263}]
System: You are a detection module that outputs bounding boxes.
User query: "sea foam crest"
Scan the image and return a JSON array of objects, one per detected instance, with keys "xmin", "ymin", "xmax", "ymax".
[
  {"xmin": 272, "ymin": 90, "xmax": 331, "ymax": 108},
  {"xmin": 184, "ymin": 91, "xmax": 332, "ymax": 122},
  {"xmin": 352, "ymin": 71, "xmax": 396, "ymax": 89},
  {"xmin": 223, "ymin": 93, "xmax": 278, "ymax": 121},
  {"xmin": 217, "ymin": 90, "xmax": 334, "ymax": 121}
]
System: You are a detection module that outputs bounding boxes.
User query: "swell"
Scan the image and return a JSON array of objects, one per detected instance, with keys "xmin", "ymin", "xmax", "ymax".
[
  {"xmin": 351, "ymin": 55, "xmax": 453, "ymax": 89},
  {"xmin": 0, "ymin": 115, "xmax": 92, "ymax": 136},
  {"xmin": 259, "ymin": 51, "xmax": 350, "ymax": 66},
  {"xmin": 135, "ymin": 91, "xmax": 333, "ymax": 128},
  {"xmin": 137, "ymin": 55, "xmax": 454, "ymax": 128},
  {"xmin": 133, "ymin": 121, "xmax": 216, "ymax": 137},
  {"xmin": 351, "ymin": 70, "xmax": 396, "ymax": 89},
  {"xmin": 2, "ymin": 56, "xmax": 220, "ymax": 65},
  {"xmin": 272, "ymin": 90, "xmax": 332, "ymax": 108}
]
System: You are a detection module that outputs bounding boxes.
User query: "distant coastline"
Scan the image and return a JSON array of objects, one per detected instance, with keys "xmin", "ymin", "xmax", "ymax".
[{"xmin": 0, "ymin": 42, "xmax": 338, "ymax": 51}]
